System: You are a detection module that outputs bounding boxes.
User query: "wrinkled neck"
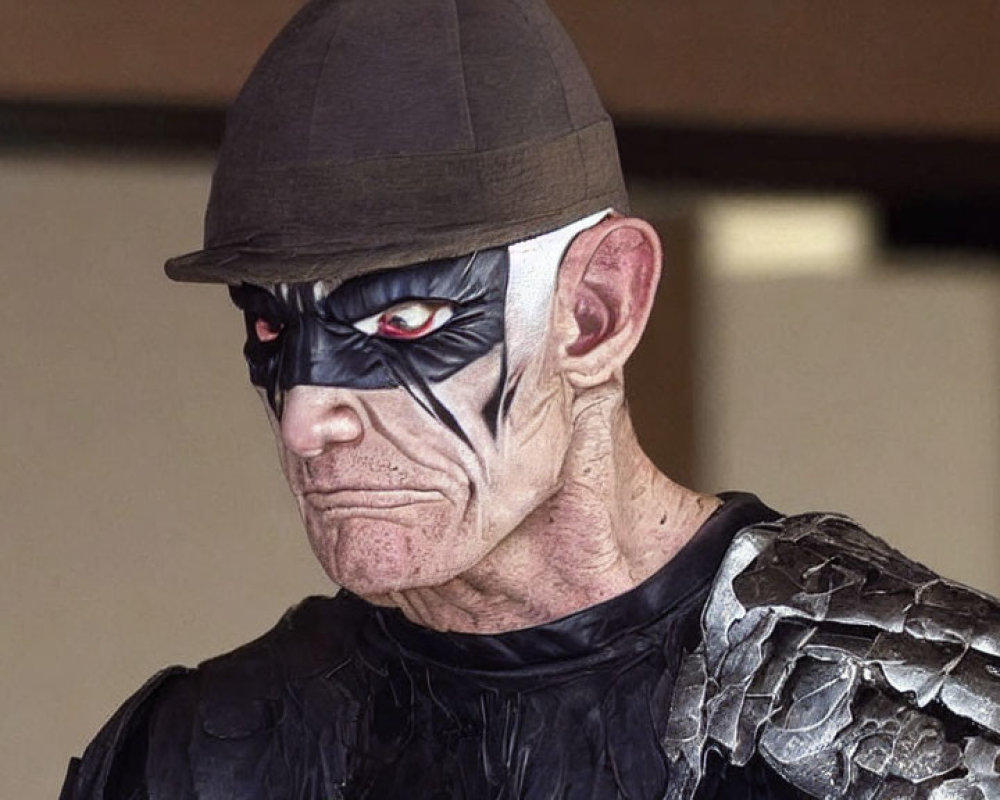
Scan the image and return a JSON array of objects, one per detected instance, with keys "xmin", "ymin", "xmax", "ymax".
[{"xmin": 374, "ymin": 385, "xmax": 720, "ymax": 633}]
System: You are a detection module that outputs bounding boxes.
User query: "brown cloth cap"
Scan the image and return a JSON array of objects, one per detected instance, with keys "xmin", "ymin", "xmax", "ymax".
[{"xmin": 165, "ymin": 0, "xmax": 629, "ymax": 285}]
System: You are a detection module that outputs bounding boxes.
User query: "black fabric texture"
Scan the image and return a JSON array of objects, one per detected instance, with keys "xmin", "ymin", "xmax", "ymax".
[
  {"xmin": 61, "ymin": 493, "xmax": 805, "ymax": 799},
  {"xmin": 164, "ymin": 0, "xmax": 628, "ymax": 285},
  {"xmin": 229, "ymin": 248, "xmax": 508, "ymax": 417}
]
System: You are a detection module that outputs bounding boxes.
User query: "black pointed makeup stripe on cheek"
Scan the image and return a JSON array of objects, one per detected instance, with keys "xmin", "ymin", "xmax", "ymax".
[
  {"xmin": 480, "ymin": 353, "xmax": 507, "ymax": 440},
  {"xmin": 270, "ymin": 345, "xmax": 286, "ymax": 418},
  {"xmin": 378, "ymin": 347, "xmax": 474, "ymax": 451},
  {"xmin": 500, "ymin": 373, "xmax": 521, "ymax": 422}
]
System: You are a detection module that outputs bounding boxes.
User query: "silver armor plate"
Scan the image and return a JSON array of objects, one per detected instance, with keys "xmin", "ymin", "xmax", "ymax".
[{"xmin": 663, "ymin": 513, "xmax": 1000, "ymax": 799}]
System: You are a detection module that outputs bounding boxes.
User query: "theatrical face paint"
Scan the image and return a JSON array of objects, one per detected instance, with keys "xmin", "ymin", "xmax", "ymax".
[
  {"xmin": 229, "ymin": 211, "xmax": 610, "ymax": 595},
  {"xmin": 229, "ymin": 210, "xmax": 610, "ymax": 446},
  {"xmin": 230, "ymin": 249, "xmax": 509, "ymax": 444}
]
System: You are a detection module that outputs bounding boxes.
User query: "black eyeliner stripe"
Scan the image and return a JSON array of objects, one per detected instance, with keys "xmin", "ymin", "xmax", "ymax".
[
  {"xmin": 500, "ymin": 373, "xmax": 520, "ymax": 423},
  {"xmin": 379, "ymin": 348, "xmax": 474, "ymax": 451},
  {"xmin": 380, "ymin": 353, "xmax": 435, "ymax": 418},
  {"xmin": 272, "ymin": 344, "xmax": 287, "ymax": 418},
  {"xmin": 481, "ymin": 352, "xmax": 507, "ymax": 440}
]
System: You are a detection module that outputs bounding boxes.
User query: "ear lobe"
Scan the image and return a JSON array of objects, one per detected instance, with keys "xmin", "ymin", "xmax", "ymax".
[{"xmin": 557, "ymin": 217, "xmax": 662, "ymax": 388}]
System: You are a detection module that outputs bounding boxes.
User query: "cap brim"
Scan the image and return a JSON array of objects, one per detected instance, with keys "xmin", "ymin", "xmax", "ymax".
[{"xmin": 164, "ymin": 190, "xmax": 628, "ymax": 285}]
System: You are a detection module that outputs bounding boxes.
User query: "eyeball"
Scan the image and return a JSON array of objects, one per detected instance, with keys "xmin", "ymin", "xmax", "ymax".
[{"xmin": 353, "ymin": 300, "xmax": 455, "ymax": 340}]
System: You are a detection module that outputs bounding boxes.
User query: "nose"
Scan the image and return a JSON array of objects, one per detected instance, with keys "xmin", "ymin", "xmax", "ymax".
[{"xmin": 280, "ymin": 385, "xmax": 365, "ymax": 458}]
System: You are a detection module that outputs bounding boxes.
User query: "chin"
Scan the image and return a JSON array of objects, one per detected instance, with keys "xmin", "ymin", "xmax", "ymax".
[{"xmin": 306, "ymin": 515, "xmax": 474, "ymax": 597}]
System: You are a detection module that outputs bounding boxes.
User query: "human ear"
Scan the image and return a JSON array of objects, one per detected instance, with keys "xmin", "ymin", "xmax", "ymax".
[{"xmin": 554, "ymin": 216, "xmax": 662, "ymax": 389}]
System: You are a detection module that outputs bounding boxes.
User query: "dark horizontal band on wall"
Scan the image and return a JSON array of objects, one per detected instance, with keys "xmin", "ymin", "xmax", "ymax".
[
  {"xmin": 4, "ymin": 99, "xmax": 1000, "ymax": 190},
  {"xmin": 615, "ymin": 122, "xmax": 1000, "ymax": 197},
  {"xmin": 0, "ymin": 99, "xmax": 225, "ymax": 154},
  {"xmin": 2, "ymin": 100, "xmax": 999, "ymax": 251}
]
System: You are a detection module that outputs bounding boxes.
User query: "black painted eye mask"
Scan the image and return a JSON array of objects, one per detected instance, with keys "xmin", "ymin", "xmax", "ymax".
[{"xmin": 228, "ymin": 248, "xmax": 509, "ymax": 426}]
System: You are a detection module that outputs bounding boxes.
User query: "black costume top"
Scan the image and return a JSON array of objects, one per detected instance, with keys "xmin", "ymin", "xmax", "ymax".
[
  {"xmin": 64, "ymin": 494, "xmax": 1000, "ymax": 799},
  {"xmin": 62, "ymin": 494, "xmax": 801, "ymax": 799}
]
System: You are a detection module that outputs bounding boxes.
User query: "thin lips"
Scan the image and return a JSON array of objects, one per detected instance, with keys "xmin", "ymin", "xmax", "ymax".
[{"xmin": 301, "ymin": 488, "xmax": 444, "ymax": 509}]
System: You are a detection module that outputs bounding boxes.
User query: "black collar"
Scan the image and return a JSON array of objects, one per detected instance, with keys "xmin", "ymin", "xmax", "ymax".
[{"xmin": 367, "ymin": 492, "xmax": 779, "ymax": 675}]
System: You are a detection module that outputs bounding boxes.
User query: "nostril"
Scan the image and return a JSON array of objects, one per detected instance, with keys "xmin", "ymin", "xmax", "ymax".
[
  {"xmin": 291, "ymin": 442, "xmax": 325, "ymax": 459},
  {"xmin": 280, "ymin": 417, "xmax": 326, "ymax": 458},
  {"xmin": 279, "ymin": 387, "xmax": 365, "ymax": 456}
]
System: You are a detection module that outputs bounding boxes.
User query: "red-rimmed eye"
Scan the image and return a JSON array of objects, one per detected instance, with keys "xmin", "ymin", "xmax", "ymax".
[
  {"xmin": 254, "ymin": 317, "xmax": 284, "ymax": 343},
  {"xmin": 353, "ymin": 300, "xmax": 454, "ymax": 340}
]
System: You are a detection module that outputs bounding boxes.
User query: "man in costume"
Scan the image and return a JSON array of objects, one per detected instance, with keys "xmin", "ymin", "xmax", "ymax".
[{"xmin": 63, "ymin": 0, "xmax": 1000, "ymax": 798}]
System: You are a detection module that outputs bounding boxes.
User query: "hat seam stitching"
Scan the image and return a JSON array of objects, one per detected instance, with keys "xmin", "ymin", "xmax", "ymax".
[
  {"xmin": 304, "ymin": 13, "xmax": 343, "ymax": 162},
  {"xmin": 505, "ymin": 0, "xmax": 573, "ymax": 127},
  {"xmin": 451, "ymin": 0, "xmax": 478, "ymax": 153}
]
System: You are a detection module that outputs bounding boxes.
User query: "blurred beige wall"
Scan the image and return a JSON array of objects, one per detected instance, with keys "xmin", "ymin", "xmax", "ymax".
[
  {"xmin": 699, "ymin": 271, "xmax": 1000, "ymax": 596},
  {"xmin": 3, "ymin": 1, "xmax": 1000, "ymax": 135}
]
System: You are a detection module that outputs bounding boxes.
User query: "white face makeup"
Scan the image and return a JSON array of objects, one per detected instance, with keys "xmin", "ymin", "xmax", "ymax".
[
  {"xmin": 239, "ymin": 212, "xmax": 610, "ymax": 596},
  {"xmin": 504, "ymin": 210, "xmax": 611, "ymax": 369}
]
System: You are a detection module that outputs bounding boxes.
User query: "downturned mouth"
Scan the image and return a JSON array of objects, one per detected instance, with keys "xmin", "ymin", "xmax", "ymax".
[{"xmin": 302, "ymin": 489, "xmax": 445, "ymax": 509}]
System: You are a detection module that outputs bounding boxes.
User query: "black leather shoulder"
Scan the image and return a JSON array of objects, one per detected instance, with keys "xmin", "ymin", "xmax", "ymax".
[
  {"xmin": 62, "ymin": 594, "xmax": 367, "ymax": 800},
  {"xmin": 194, "ymin": 594, "xmax": 365, "ymax": 738},
  {"xmin": 60, "ymin": 666, "xmax": 193, "ymax": 800}
]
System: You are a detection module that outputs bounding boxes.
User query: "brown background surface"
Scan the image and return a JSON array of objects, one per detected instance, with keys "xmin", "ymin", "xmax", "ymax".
[{"xmin": 2, "ymin": 1, "xmax": 999, "ymax": 134}]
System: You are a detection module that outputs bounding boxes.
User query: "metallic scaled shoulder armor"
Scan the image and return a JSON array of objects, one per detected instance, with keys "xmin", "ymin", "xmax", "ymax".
[{"xmin": 663, "ymin": 513, "xmax": 1000, "ymax": 799}]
